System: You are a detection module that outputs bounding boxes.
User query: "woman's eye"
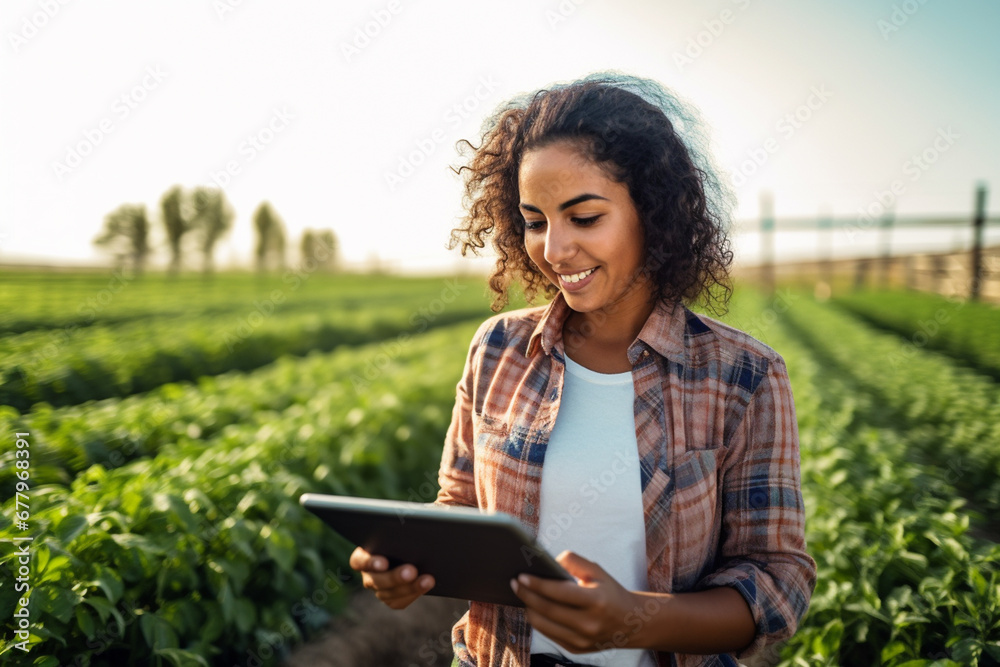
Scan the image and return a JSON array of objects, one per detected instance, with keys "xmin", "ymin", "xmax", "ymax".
[
  {"xmin": 572, "ymin": 215, "xmax": 601, "ymax": 226},
  {"xmin": 523, "ymin": 220, "xmax": 545, "ymax": 231}
]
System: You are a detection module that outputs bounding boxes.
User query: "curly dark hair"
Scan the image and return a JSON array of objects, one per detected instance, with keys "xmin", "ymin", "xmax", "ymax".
[{"xmin": 447, "ymin": 70, "xmax": 737, "ymax": 316}]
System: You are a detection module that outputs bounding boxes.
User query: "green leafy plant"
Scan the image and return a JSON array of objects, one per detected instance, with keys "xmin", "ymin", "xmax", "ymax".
[{"xmin": 0, "ymin": 321, "xmax": 481, "ymax": 665}]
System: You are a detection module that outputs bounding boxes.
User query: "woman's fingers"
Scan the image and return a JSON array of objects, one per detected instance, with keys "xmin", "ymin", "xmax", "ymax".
[
  {"xmin": 373, "ymin": 571, "xmax": 437, "ymax": 608},
  {"xmin": 348, "ymin": 547, "xmax": 435, "ymax": 609},
  {"xmin": 370, "ymin": 566, "xmax": 436, "ymax": 609},
  {"xmin": 369, "ymin": 563, "xmax": 436, "ymax": 595},
  {"xmin": 349, "ymin": 546, "xmax": 386, "ymax": 572}
]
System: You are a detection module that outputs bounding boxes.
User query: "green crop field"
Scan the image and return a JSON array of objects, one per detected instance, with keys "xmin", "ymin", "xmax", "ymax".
[{"xmin": 1, "ymin": 272, "xmax": 998, "ymax": 666}]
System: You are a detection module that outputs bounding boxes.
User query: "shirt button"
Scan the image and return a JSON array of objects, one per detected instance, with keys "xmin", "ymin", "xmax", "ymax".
[
  {"xmin": 509, "ymin": 633, "xmax": 517, "ymax": 644},
  {"xmin": 524, "ymin": 501, "xmax": 534, "ymax": 516},
  {"xmin": 642, "ymin": 350, "xmax": 649, "ymax": 357},
  {"xmin": 549, "ymin": 388, "xmax": 558, "ymax": 401}
]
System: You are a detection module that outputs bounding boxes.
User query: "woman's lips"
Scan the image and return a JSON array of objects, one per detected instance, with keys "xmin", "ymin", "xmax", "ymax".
[{"xmin": 558, "ymin": 267, "xmax": 598, "ymax": 292}]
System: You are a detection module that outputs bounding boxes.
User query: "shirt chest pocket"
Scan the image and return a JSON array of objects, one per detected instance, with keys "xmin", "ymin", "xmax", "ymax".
[
  {"xmin": 669, "ymin": 447, "xmax": 724, "ymax": 587},
  {"xmin": 471, "ymin": 417, "xmax": 530, "ymax": 513},
  {"xmin": 475, "ymin": 417, "xmax": 509, "ymax": 450},
  {"xmin": 474, "ymin": 415, "xmax": 535, "ymax": 463}
]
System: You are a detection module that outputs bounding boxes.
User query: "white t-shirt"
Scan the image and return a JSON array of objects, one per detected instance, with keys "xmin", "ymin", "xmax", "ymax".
[{"xmin": 529, "ymin": 354, "xmax": 658, "ymax": 667}]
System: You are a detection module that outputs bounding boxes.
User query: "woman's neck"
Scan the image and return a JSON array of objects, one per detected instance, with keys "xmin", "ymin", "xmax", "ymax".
[{"xmin": 561, "ymin": 296, "xmax": 657, "ymax": 373}]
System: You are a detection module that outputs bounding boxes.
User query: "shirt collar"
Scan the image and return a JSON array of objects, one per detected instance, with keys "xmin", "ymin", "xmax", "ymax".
[{"xmin": 526, "ymin": 292, "xmax": 688, "ymax": 365}]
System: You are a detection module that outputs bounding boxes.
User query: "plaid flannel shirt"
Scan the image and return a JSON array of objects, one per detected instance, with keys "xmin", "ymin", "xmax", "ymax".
[{"xmin": 435, "ymin": 292, "xmax": 816, "ymax": 667}]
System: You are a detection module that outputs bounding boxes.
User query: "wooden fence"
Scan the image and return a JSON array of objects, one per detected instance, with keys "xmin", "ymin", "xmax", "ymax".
[{"xmin": 743, "ymin": 183, "xmax": 999, "ymax": 303}]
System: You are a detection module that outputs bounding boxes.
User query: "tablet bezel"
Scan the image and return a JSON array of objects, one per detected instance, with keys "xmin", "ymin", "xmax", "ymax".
[{"xmin": 300, "ymin": 492, "xmax": 574, "ymax": 607}]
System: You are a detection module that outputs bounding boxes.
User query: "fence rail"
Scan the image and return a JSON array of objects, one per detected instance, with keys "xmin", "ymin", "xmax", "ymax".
[{"xmin": 746, "ymin": 182, "xmax": 998, "ymax": 302}]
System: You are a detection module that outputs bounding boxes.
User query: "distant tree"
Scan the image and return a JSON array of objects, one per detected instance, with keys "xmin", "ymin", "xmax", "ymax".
[
  {"xmin": 189, "ymin": 187, "xmax": 235, "ymax": 276},
  {"xmin": 317, "ymin": 230, "xmax": 337, "ymax": 271},
  {"xmin": 160, "ymin": 185, "xmax": 191, "ymax": 277},
  {"xmin": 273, "ymin": 224, "xmax": 286, "ymax": 271},
  {"xmin": 252, "ymin": 201, "xmax": 287, "ymax": 273},
  {"xmin": 94, "ymin": 203, "xmax": 149, "ymax": 275},
  {"xmin": 300, "ymin": 228, "xmax": 339, "ymax": 272},
  {"xmin": 300, "ymin": 229, "xmax": 316, "ymax": 268}
]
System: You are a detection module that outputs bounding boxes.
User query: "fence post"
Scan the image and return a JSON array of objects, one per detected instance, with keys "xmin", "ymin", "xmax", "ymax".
[
  {"xmin": 818, "ymin": 211, "xmax": 833, "ymax": 294},
  {"xmin": 879, "ymin": 209, "xmax": 894, "ymax": 289},
  {"xmin": 760, "ymin": 190, "xmax": 775, "ymax": 299},
  {"xmin": 970, "ymin": 182, "xmax": 988, "ymax": 301},
  {"xmin": 854, "ymin": 258, "xmax": 870, "ymax": 291},
  {"xmin": 932, "ymin": 254, "xmax": 947, "ymax": 294}
]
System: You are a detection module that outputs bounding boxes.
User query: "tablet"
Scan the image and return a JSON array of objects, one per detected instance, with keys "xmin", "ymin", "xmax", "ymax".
[{"xmin": 299, "ymin": 493, "xmax": 573, "ymax": 607}]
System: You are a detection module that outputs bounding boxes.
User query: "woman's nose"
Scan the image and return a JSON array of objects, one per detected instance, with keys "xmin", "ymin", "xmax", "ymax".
[{"xmin": 543, "ymin": 220, "xmax": 576, "ymax": 266}]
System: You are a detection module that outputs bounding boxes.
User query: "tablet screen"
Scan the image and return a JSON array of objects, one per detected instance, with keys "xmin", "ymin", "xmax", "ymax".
[{"xmin": 300, "ymin": 493, "xmax": 573, "ymax": 607}]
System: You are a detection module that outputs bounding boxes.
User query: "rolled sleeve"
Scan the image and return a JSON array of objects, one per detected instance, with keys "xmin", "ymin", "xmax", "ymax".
[
  {"xmin": 696, "ymin": 354, "xmax": 817, "ymax": 659},
  {"xmin": 434, "ymin": 318, "xmax": 492, "ymax": 509}
]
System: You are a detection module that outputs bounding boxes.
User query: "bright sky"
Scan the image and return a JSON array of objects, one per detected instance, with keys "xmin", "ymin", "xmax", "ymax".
[{"xmin": 1, "ymin": 0, "xmax": 997, "ymax": 272}]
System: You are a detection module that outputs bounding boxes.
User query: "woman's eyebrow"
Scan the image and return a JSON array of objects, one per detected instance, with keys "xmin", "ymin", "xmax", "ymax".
[{"xmin": 519, "ymin": 193, "xmax": 610, "ymax": 213}]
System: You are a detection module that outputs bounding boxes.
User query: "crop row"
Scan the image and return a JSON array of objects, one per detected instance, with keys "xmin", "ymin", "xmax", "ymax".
[
  {"xmin": 0, "ymin": 320, "xmax": 481, "ymax": 666},
  {"xmin": 778, "ymin": 294, "xmax": 1000, "ymax": 515},
  {"xmin": 0, "ymin": 282, "xmax": 489, "ymax": 411},
  {"xmin": 727, "ymin": 294, "xmax": 1000, "ymax": 665},
  {"xmin": 833, "ymin": 289, "xmax": 1000, "ymax": 381},
  {"xmin": 0, "ymin": 271, "xmax": 485, "ymax": 334},
  {"xmin": 0, "ymin": 305, "xmax": 473, "ymax": 497},
  {"xmin": 4, "ymin": 289, "xmax": 997, "ymax": 664}
]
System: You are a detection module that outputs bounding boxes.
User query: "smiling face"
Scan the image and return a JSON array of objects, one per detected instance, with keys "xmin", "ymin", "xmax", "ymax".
[{"xmin": 518, "ymin": 140, "xmax": 653, "ymax": 321}]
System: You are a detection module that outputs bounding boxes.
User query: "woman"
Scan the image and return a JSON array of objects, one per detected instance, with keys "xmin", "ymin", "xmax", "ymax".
[{"xmin": 349, "ymin": 71, "xmax": 816, "ymax": 667}]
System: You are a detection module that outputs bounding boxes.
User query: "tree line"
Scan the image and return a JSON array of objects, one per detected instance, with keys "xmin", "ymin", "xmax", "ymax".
[{"xmin": 93, "ymin": 185, "xmax": 338, "ymax": 276}]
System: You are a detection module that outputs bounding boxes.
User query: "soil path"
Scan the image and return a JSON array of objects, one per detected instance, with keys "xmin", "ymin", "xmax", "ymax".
[{"xmin": 284, "ymin": 590, "xmax": 469, "ymax": 667}]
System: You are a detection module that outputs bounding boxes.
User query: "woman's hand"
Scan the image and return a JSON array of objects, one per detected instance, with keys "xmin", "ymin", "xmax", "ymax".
[
  {"xmin": 348, "ymin": 546, "xmax": 436, "ymax": 610},
  {"xmin": 510, "ymin": 550, "xmax": 645, "ymax": 654}
]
